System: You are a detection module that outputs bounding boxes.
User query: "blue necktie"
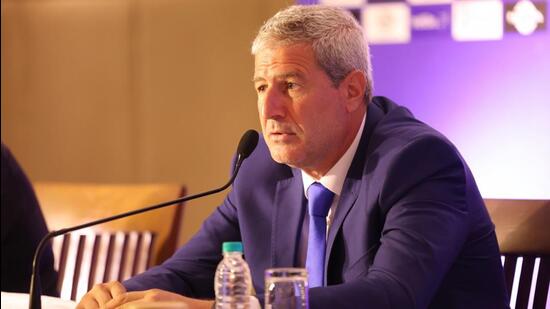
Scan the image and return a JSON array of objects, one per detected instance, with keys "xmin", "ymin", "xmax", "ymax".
[{"xmin": 306, "ymin": 182, "xmax": 334, "ymax": 288}]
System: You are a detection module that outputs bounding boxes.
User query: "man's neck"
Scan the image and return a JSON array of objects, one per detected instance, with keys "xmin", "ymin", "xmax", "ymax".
[
  {"xmin": 301, "ymin": 111, "xmax": 366, "ymax": 196},
  {"xmin": 303, "ymin": 109, "xmax": 366, "ymax": 180}
]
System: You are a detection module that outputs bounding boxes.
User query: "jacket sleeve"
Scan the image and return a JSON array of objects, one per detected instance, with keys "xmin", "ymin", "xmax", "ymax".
[{"xmin": 123, "ymin": 190, "xmax": 241, "ymax": 299}]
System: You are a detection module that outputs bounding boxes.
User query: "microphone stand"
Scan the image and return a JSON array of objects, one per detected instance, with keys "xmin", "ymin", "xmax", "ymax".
[{"xmin": 29, "ymin": 130, "xmax": 258, "ymax": 309}]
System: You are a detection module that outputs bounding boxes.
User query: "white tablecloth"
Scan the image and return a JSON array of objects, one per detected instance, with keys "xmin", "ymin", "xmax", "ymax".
[{"xmin": 1, "ymin": 292, "xmax": 76, "ymax": 309}]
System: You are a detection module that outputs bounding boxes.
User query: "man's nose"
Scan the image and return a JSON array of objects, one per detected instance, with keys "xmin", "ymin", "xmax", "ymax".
[{"xmin": 261, "ymin": 87, "xmax": 286, "ymax": 120}]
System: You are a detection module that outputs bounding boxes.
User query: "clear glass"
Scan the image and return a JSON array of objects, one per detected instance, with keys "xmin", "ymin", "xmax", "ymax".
[{"xmin": 264, "ymin": 268, "xmax": 308, "ymax": 309}]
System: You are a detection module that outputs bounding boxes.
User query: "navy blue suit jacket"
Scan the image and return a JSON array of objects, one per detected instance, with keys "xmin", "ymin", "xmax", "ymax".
[{"xmin": 125, "ymin": 97, "xmax": 508, "ymax": 308}]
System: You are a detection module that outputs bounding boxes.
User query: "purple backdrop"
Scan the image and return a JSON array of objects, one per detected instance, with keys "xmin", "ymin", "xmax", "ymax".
[{"xmin": 298, "ymin": 0, "xmax": 550, "ymax": 199}]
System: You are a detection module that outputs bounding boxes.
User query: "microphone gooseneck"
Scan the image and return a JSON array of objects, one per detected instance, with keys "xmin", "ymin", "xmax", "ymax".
[{"xmin": 29, "ymin": 130, "xmax": 259, "ymax": 309}]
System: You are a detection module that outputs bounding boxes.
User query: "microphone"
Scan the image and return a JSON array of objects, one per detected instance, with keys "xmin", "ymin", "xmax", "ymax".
[{"xmin": 28, "ymin": 129, "xmax": 259, "ymax": 309}]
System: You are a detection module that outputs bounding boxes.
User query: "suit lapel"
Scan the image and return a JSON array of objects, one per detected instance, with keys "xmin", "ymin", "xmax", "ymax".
[
  {"xmin": 326, "ymin": 178, "xmax": 361, "ymax": 263},
  {"xmin": 271, "ymin": 168, "xmax": 306, "ymax": 268},
  {"xmin": 325, "ymin": 101, "xmax": 385, "ymax": 273}
]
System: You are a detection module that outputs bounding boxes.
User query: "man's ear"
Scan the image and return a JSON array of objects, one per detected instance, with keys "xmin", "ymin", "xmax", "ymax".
[{"xmin": 339, "ymin": 70, "xmax": 367, "ymax": 112}]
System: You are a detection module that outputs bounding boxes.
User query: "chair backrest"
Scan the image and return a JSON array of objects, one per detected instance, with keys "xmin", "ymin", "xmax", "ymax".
[
  {"xmin": 33, "ymin": 182, "xmax": 186, "ymax": 301},
  {"xmin": 485, "ymin": 199, "xmax": 550, "ymax": 309}
]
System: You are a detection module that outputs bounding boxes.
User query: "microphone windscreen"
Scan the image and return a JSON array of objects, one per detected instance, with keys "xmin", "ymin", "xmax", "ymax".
[{"xmin": 237, "ymin": 130, "xmax": 259, "ymax": 159}]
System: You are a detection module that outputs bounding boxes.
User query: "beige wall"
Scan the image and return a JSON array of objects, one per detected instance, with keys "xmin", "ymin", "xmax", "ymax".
[{"xmin": 1, "ymin": 0, "xmax": 291, "ymax": 245}]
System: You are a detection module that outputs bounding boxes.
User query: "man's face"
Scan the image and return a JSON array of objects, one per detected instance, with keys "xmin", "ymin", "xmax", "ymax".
[{"xmin": 253, "ymin": 43, "xmax": 352, "ymax": 177}]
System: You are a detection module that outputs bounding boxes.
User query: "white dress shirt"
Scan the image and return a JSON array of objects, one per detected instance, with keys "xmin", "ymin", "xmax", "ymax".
[{"xmin": 298, "ymin": 115, "xmax": 366, "ymax": 265}]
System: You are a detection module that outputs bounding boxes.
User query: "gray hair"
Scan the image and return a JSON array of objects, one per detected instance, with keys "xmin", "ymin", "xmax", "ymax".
[{"xmin": 251, "ymin": 5, "xmax": 373, "ymax": 103}]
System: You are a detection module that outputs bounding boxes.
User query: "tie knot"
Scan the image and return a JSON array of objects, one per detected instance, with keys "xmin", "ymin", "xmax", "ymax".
[{"xmin": 307, "ymin": 182, "xmax": 334, "ymax": 217}]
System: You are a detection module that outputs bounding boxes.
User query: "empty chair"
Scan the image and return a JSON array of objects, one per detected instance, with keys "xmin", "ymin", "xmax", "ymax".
[
  {"xmin": 33, "ymin": 182, "xmax": 186, "ymax": 301},
  {"xmin": 485, "ymin": 199, "xmax": 550, "ymax": 309}
]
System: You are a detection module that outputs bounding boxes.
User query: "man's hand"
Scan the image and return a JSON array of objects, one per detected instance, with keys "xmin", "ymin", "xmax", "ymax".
[
  {"xmin": 77, "ymin": 281, "xmax": 127, "ymax": 308},
  {"xmin": 111, "ymin": 289, "xmax": 214, "ymax": 309},
  {"xmin": 77, "ymin": 281, "xmax": 214, "ymax": 309}
]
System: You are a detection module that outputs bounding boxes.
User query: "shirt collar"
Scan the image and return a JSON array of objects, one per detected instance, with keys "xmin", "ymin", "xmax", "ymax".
[{"xmin": 302, "ymin": 115, "xmax": 366, "ymax": 198}]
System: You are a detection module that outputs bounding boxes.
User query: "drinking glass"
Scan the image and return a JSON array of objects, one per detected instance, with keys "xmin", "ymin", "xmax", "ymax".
[{"xmin": 264, "ymin": 268, "xmax": 308, "ymax": 309}]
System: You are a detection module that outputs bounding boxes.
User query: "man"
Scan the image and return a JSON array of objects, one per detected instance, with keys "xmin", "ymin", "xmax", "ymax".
[
  {"xmin": 78, "ymin": 5, "xmax": 508, "ymax": 308},
  {"xmin": 1, "ymin": 142, "xmax": 58, "ymax": 296}
]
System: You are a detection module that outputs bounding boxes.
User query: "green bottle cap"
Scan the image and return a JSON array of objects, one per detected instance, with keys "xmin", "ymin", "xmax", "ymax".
[{"xmin": 222, "ymin": 241, "xmax": 243, "ymax": 253}]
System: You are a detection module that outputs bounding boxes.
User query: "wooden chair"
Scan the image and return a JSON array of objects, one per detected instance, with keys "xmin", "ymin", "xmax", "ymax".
[
  {"xmin": 485, "ymin": 199, "xmax": 550, "ymax": 309},
  {"xmin": 33, "ymin": 182, "xmax": 186, "ymax": 301}
]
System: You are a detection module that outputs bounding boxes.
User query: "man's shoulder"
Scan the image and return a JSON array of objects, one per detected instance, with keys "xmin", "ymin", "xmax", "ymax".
[
  {"xmin": 368, "ymin": 96, "xmax": 457, "ymax": 157},
  {"xmin": 363, "ymin": 97, "xmax": 474, "ymax": 210}
]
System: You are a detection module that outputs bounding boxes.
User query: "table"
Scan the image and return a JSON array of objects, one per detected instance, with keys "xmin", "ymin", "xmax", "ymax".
[{"xmin": 1, "ymin": 292, "xmax": 76, "ymax": 309}]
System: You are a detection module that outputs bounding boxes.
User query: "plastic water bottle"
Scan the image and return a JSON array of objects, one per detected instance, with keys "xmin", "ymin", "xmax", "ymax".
[{"xmin": 214, "ymin": 241, "xmax": 252, "ymax": 309}]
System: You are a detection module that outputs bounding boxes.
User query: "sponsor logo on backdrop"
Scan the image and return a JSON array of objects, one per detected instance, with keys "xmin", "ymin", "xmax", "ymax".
[
  {"xmin": 505, "ymin": 0, "xmax": 546, "ymax": 35},
  {"xmin": 407, "ymin": 0, "xmax": 451, "ymax": 5},
  {"xmin": 362, "ymin": 3, "xmax": 411, "ymax": 44},
  {"xmin": 451, "ymin": 0, "xmax": 504, "ymax": 41},
  {"xmin": 411, "ymin": 5, "xmax": 451, "ymax": 37}
]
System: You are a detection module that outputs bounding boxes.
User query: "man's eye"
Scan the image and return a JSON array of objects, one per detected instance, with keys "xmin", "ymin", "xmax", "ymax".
[
  {"xmin": 286, "ymin": 82, "xmax": 295, "ymax": 90},
  {"xmin": 256, "ymin": 85, "xmax": 266, "ymax": 93}
]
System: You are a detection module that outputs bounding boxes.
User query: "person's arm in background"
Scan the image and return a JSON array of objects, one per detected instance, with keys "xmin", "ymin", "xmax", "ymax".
[{"xmin": 1, "ymin": 142, "xmax": 59, "ymax": 296}]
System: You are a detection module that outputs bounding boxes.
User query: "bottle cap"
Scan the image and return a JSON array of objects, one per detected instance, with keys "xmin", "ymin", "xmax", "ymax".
[{"xmin": 222, "ymin": 241, "xmax": 243, "ymax": 253}]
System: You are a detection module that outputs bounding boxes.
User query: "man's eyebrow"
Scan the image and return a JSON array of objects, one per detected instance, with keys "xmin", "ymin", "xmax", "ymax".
[
  {"xmin": 252, "ymin": 72, "xmax": 304, "ymax": 83},
  {"xmin": 252, "ymin": 76, "xmax": 265, "ymax": 83}
]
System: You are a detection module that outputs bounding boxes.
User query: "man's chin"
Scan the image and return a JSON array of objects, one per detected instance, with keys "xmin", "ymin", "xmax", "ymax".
[{"xmin": 268, "ymin": 150, "xmax": 303, "ymax": 168}]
